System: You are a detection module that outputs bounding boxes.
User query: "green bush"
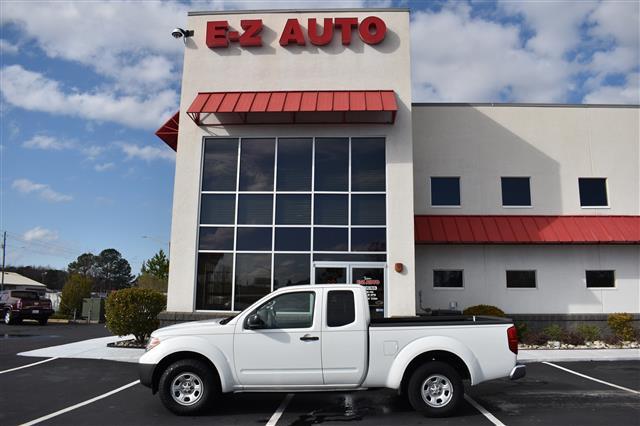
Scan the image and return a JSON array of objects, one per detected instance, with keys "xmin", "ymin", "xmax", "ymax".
[
  {"xmin": 576, "ymin": 324, "xmax": 601, "ymax": 342},
  {"xmin": 463, "ymin": 305, "xmax": 505, "ymax": 317},
  {"xmin": 59, "ymin": 274, "xmax": 93, "ymax": 316},
  {"xmin": 543, "ymin": 324, "xmax": 564, "ymax": 341},
  {"xmin": 607, "ymin": 313, "xmax": 635, "ymax": 341},
  {"xmin": 105, "ymin": 288, "xmax": 166, "ymax": 344},
  {"xmin": 515, "ymin": 321, "xmax": 529, "ymax": 339}
]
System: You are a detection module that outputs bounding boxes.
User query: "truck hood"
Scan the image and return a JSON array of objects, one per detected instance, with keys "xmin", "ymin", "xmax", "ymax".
[{"xmin": 152, "ymin": 318, "xmax": 234, "ymax": 337}]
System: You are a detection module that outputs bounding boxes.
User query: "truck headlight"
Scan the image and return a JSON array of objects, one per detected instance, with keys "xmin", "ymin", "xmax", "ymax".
[{"xmin": 146, "ymin": 337, "xmax": 161, "ymax": 352}]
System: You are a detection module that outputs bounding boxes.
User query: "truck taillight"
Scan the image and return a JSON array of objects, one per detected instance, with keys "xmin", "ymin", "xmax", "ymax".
[{"xmin": 507, "ymin": 325, "xmax": 518, "ymax": 355}]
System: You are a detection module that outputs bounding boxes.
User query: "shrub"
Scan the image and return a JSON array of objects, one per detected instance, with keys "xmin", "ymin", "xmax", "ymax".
[
  {"xmin": 576, "ymin": 324, "xmax": 601, "ymax": 342},
  {"xmin": 59, "ymin": 274, "xmax": 93, "ymax": 316},
  {"xmin": 463, "ymin": 305, "xmax": 505, "ymax": 317},
  {"xmin": 543, "ymin": 324, "xmax": 564, "ymax": 341},
  {"xmin": 607, "ymin": 313, "xmax": 635, "ymax": 341},
  {"xmin": 524, "ymin": 331, "xmax": 549, "ymax": 346},
  {"xmin": 603, "ymin": 334, "xmax": 621, "ymax": 345},
  {"xmin": 105, "ymin": 288, "xmax": 166, "ymax": 344},
  {"xmin": 562, "ymin": 331, "xmax": 585, "ymax": 346},
  {"xmin": 515, "ymin": 321, "xmax": 529, "ymax": 339}
]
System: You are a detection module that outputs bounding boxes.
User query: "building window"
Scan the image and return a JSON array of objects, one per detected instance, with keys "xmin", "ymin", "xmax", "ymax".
[
  {"xmin": 430, "ymin": 177, "xmax": 460, "ymax": 207},
  {"xmin": 506, "ymin": 270, "xmax": 536, "ymax": 288},
  {"xmin": 579, "ymin": 178, "xmax": 608, "ymax": 207},
  {"xmin": 433, "ymin": 270, "xmax": 463, "ymax": 288},
  {"xmin": 586, "ymin": 270, "xmax": 615, "ymax": 288},
  {"xmin": 501, "ymin": 177, "xmax": 531, "ymax": 207},
  {"xmin": 196, "ymin": 136, "xmax": 386, "ymax": 311}
]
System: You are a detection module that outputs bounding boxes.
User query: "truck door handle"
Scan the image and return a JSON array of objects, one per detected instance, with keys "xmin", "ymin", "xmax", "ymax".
[{"xmin": 300, "ymin": 334, "xmax": 319, "ymax": 342}]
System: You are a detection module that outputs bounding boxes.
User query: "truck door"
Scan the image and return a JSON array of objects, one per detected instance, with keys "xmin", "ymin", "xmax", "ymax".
[
  {"xmin": 234, "ymin": 289, "xmax": 324, "ymax": 386},
  {"xmin": 321, "ymin": 288, "xmax": 368, "ymax": 385}
]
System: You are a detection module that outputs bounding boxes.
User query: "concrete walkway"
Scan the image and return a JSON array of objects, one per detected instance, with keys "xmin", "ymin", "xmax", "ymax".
[
  {"xmin": 519, "ymin": 348, "xmax": 640, "ymax": 363},
  {"xmin": 18, "ymin": 335, "xmax": 144, "ymax": 363}
]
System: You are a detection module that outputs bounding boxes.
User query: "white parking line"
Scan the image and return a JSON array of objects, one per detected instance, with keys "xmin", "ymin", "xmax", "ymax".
[
  {"xmin": 543, "ymin": 361, "xmax": 640, "ymax": 395},
  {"xmin": 464, "ymin": 394, "xmax": 506, "ymax": 426},
  {"xmin": 0, "ymin": 357, "xmax": 58, "ymax": 374},
  {"xmin": 19, "ymin": 380, "xmax": 140, "ymax": 426},
  {"xmin": 266, "ymin": 393, "xmax": 294, "ymax": 426}
]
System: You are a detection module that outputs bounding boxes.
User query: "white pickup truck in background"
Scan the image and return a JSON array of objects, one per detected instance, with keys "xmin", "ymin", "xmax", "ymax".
[{"xmin": 139, "ymin": 284, "xmax": 525, "ymax": 417}]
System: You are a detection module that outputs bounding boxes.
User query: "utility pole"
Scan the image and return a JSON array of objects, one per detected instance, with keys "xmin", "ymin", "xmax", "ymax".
[{"xmin": 1, "ymin": 231, "xmax": 6, "ymax": 291}]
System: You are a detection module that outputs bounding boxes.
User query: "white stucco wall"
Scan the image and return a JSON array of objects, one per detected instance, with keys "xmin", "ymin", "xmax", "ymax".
[
  {"xmin": 412, "ymin": 105, "xmax": 640, "ymax": 215},
  {"xmin": 416, "ymin": 245, "xmax": 640, "ymax": 314},
  {"xmin": 167, "ymin": 9, "xmax": 415, "ymax": 315}
]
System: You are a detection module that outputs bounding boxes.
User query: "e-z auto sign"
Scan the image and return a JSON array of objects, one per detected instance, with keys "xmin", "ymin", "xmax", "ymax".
[{"xmin": 206, "ymin": 16, "xmax": 387, "ymax": 48}]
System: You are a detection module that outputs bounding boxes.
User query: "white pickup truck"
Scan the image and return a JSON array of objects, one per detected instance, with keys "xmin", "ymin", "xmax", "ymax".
[{"xmin": 139, "ymin": 284, "xmax": 524, "ymax": 417}]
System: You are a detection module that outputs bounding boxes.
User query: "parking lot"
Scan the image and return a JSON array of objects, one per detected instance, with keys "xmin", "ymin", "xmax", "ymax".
[{"xmin": 1, "ymin": 323, "xmax": 639, "ymax": 426}]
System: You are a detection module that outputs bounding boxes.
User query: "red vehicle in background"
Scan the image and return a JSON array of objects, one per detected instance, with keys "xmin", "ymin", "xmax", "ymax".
[{"xmin": 1, "ymin": 290, "xmax": 54, "ymax": 325}]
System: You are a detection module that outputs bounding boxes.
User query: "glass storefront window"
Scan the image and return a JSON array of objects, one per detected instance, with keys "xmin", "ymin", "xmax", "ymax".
[
  {"xmin": 196, "ymin": 253, "xmax": 233, "ymax": 310},
  {"xmin": 234, "ymin": 253, "xmax": 272, "ymax": 310},
  {"xmin": 197, "ymin": 137, "xmax": 387, "ymax": 311},
  {"xmin": 202, "ymin": 138, "xmax": 238, "ymax": 191}
]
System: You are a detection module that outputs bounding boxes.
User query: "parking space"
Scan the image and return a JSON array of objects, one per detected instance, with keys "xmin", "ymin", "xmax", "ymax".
[{"xmin": 1, "ymin": 324, "xmax": 638, "ymax": 426}]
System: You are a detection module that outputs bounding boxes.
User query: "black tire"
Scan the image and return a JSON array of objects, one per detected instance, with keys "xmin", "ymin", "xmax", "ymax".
[
  {"xmin": 158, "ymin": 359, "xmax": 218, "ymax": 415},
  {"xmin": 407, "ymin": 361, "xmax": 463, "ymax": 417},
  {"xmin": 4, "ymin": 310, "xmax": 14, "ymax": 325},
  {"xmin": 39, "ymin": 318, "xmax": 48, "ymax": 326}
]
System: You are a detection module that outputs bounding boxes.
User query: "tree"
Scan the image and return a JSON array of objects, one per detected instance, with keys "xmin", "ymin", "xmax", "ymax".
[
  {"xmin": 67, "ymin": 249, "xmax": 134, "ymax": 292},
  {"xmin": 68, "ymin": 253, "xmax": 97, "ymax": 277},
  {"xmin": 136, "ymin": 272, "xmax": 168, "ymax": 293},
  {"xmin": 95, "ymin": 249, "xmax": 134, "ymax": 291},
  {"xmin": 141, "ymin": 249, "xmax": 169, "ymax": 280},
  {"xmin": 59, "ymin": 274, "xmax": 92, "ymax": 317}
]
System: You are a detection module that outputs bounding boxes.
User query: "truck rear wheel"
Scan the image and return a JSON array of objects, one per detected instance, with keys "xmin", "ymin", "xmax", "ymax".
[
  {"xmin": 158, "ymin": 359, "xmax": 218, "ymax": 415},
  {"xmin": 407, "ymin": 361, "xmax": 463, "ymax": 417},
  {"xmin": 4, "ymin": 310, "xmax": 14, "ymax": 325}
]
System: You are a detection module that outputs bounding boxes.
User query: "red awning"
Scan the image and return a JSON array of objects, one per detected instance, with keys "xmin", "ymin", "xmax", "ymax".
[
  {"xmin": 186, "ymin": 90, "xmax": 398, "ymax": 126},
  {"xmin": 155, "ymin": 111, "xmax": 179, "ymax": 151},
  {"xmin": 415, "ymin": 215, "xmax": 640, "ymax": 244}
]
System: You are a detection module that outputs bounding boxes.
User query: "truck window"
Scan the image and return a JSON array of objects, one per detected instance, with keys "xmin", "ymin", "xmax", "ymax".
[
  {"xmin": 249, "ymin": 291, "xmax": 315, "ymax": 329},
  {"xmin": 326, "ymin": 290, "xmax": 355, "ymax": 327},
  {"xmin": 11, "ymin": 291, "xmax": 39, "ymax": 299}
]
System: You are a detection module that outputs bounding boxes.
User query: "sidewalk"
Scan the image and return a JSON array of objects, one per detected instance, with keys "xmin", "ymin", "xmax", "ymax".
[
  {"xmin": 18, "ymin": 335, "xmax": 144, "ymax": 363},
  {"xmin": 519, "ymin": 348, "xmax": 640, "ymax": 363}
]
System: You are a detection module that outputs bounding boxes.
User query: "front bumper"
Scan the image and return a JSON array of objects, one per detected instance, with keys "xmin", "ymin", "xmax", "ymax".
[
  {"xmin": 138, "ymin": 363, "xmax": 156, "ymax": 389},
  {"xmin": 510, "ymin": 364, "xmax": 526, "ymax": 380}
]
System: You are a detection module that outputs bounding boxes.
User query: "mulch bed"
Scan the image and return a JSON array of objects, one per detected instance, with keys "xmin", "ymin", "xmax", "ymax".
[{"xmin": 107, "ymin": 339, "xmax": 146, "ymax": 349}]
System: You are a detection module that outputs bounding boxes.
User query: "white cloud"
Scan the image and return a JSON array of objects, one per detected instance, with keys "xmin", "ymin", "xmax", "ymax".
[
  {"xmin": 0, "ymin": 65, "xmax": 178, "ymax": 129},
  {"xmin": 119, "ymin": 143, "xmax": 175, "ymax": 162},
  {"xmin": 23, "ymin": 135, "xmax": 73, "ymax": 150},
  {"xmin": 94, "ymin": 162, "xmax": 115, "ymax": 172},
  {"xmin": 584, "ymin": 72, "xmax": 640, "ymax": 104},
  {"xmin": 410, "ymin": 4, "xmax": 571, "ymax": 102},
  {"xmin": 23, "ymin": 226, "xmax": 58, "ymax": 242},
  {"xmin": 0, "ymin": 38, "xmax": 18, "ymax": 53},
  {"xmin": 12, "ymin": 178, "xmax": 73, "ymax": 202}
]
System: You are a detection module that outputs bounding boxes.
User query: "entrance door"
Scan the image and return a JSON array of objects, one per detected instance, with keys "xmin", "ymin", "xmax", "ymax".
[{"xmin": 313, "ymin": 262, "xmax": 386, "ymax": 318}]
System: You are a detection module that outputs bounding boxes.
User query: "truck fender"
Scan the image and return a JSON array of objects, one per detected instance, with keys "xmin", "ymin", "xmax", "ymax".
[
  {"xmin": 385, "ymin": 336, "xmax": 482, "ymax": 388},
  {"xmin": 143, "ymin": 336, "xmax": 235, "ymax": 393}
]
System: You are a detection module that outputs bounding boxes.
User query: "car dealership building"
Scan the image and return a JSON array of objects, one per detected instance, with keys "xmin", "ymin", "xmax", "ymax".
[{"xmin": 156, "ymin": 9, "xmax": 639, "ymax": 326}]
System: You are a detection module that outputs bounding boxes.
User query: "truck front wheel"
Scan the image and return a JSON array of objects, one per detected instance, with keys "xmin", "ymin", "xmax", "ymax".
[
  {"xmin": 158, "ymin": 359, "xmax": 218, "ymax": 415},
  {"xmin": 407, "ymin": 361, "xmax": 463, "ymax": 417}
]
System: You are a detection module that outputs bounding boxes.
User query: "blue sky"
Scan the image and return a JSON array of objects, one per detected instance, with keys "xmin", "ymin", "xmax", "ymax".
[{"xmin": 1, "ymin": 0, "xmax": 638, "ymax": 273}]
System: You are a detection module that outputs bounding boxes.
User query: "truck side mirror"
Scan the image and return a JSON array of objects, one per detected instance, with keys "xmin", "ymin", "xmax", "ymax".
[{"xmin": 246, "ymin": 313, "xmax": 265, "ymax": 329}]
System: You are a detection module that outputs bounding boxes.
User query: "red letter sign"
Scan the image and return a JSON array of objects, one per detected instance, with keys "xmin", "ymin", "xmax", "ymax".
[
  {"xmin": 239, "ymin": 19, "xmax": 263, "ymax": 46},
  {"xmin": 359, "ymin": 16, "xmax": 386, "ymax": 45},
  {"xmin": 334, "ymin": 17, "xmax": 358, "ymax": 45},
  {"xmin": 279, "ymin": 18, "xmax": 306, "ymax": 46},
  {"xmin": 308, "ymin": 18, "xmax": 333, "ymax": 46},
  {"xmin": 206, "ymin": 21, "xmax": 229, "ymax": 48}
]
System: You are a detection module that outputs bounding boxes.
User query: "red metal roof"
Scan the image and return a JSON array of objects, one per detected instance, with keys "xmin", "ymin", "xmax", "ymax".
[
  {"xmin": 415, "ymin": 216, "xmax": 640, "ymax": 244},
  {"xmin": 155, "ymin": 111, "xmax": 179, "ymax": 151},
  {"xmin": 186, "ymin": 90, "xmax": 398, "ymax": 125}
]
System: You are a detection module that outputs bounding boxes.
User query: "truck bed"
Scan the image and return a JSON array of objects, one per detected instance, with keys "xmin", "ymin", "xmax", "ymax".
[{"xmin": 370, "ymin": 315, "xmax": 512, "ymax": 327}]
